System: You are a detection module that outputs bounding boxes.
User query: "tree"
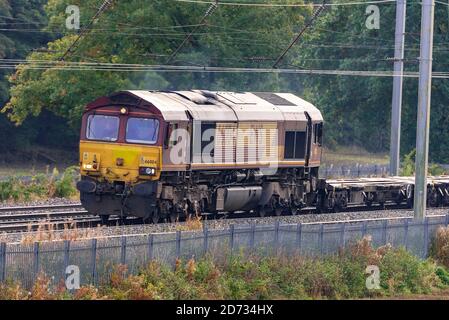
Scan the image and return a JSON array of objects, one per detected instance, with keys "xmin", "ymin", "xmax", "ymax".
[
  {"xmin": 0, "ymin": 0, "xmax": 57, "ymax": 154},
  {"xmin": 295, "ymin": 2, "xmax": 449, "ymax": 162},
  {"xmin": 3, "ymin": 0, "xmax": 312, "ymax": 128}
]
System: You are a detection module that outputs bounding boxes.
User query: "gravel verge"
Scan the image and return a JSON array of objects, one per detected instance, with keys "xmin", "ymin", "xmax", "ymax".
[
  {"xmin": 0, "ymin": 198, "xmax": 80, "ymax": 209},
  {"xmin": 1, "ymin": 206, "xmax": 448, "ymax": 244}
]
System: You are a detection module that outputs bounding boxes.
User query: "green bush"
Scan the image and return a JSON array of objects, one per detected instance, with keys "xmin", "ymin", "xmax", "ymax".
[
  {"xmin": 429, "ymin": 163, "xmax": 447, "ymax": 176},
  {"xmin": 435, "ymin": 266, "xmax": 449, "ymax": 286},
  {"xmin": 1, "ymin": 238, "xmax": 448, "ymax": 300},
  {"xmin": 400, "ymin": 148, "xmax": 446, "ymax": 176},
  {"xmin": 400, "ymin": 149, "xmax": 416, "ymax": 176},
  {"xmin": 0, "ymin": 166, "xmax": 79, "ymax": 203},
  {"xmin": 53, "ymin": 166, "xmax": 78, "ymax": 198}
]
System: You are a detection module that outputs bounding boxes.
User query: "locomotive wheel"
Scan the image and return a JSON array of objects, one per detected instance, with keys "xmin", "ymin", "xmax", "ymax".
[
  {"xmin": 291, "ymin": 208, "xmax": 300, "ymax": 216},
  {"xmin": 257, "ymin": 206, "xmax": 267, "ymax": 217},
  {"xmin": 151, "ymin": 208, "xmax": 160, "ymax": 224},
  {"xmin": 274, "ymin": 207, "xmax": 283, "ymax": 216},
  {"xmin": 100, "ymin": 215, "xmax": 109, "ymax": 225},
  {"xmin": 169, "ymin": 210, "xmax": 180, "ymax": 223}
]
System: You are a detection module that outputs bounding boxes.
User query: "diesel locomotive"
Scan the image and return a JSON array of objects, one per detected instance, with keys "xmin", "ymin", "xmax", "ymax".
[{"xmin": 76, "ymin": 90, "xmax": 323, "ymax": 223}]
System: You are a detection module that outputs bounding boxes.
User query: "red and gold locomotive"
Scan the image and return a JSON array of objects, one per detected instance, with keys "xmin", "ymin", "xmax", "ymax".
[{"xmin": 76, "ymin": 90, "xmax": 323, "ymax": 222}]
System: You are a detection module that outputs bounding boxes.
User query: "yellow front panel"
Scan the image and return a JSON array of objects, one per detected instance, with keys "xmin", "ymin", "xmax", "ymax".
[{"xmin": 79, "ymin": 140, "xmax": 162, "ymax": 183}]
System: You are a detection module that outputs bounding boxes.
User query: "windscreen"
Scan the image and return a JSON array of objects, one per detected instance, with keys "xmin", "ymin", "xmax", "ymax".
[
  {"xmin": 126, "ymin": 118, "xmax": 159, "ymax": 144},
  {"xmin": 86, "ymin": 115, "xmax": 119, "ymax": 141}
]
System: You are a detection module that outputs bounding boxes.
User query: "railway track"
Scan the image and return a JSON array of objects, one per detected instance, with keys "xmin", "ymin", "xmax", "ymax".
[
  {"xmin": 0, "ymin": 209, "xmax": 143, "ymax": 233},
  {"xmin": 0, "ymin": 201, "xmax": 418, "ymax": 234},
  {"xmin": 0, "ymin": 203, "xmax": 83, "ymax": 213},
  {"xmin": 1, "ymin": 176, "xmax": 449, "ymax": 233}
]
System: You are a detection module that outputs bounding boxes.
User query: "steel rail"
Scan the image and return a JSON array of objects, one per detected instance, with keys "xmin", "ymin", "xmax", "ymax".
[{"xmin": 0, "ymin": 203, "xmax": 83, "ymax": 213}]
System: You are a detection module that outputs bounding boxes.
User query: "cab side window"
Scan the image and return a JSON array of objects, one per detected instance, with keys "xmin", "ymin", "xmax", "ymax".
[
  {"xmin": 284, "ymin": 131, "xmax": 307, "ymax": 159},
  {"xmin": 314, "ymin": 123, "xmax": 323, "ymax": 146}
]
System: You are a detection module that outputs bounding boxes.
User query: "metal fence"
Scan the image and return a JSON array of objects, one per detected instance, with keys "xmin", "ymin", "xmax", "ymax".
[
  {"xmin": 1, "ymin": 214, "xmax": 449, "ymax": 289},
  {"xmin": 320, "ymin": 164, "xmax": 389, "ymax": 178}
]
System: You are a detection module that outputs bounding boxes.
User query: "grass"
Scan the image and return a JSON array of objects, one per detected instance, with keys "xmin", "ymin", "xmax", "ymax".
[
  {"xmin": 322, "ymin": 146, "xmax": 389, "ymax": 166},
  {"xmin": 1, "ymin": 236, "xmax": 449, "ymax": 300},
  {"xmin": 0, "ymin": 146, "xmax": 77, "ymax": 176},
  {"xmin": 18, "ymin": 219, "xmax": 105, "ymax": 244},
  {"xmin": 175, "ymin": 214, "xmax": 204, "ymax": 232},
  {"xmin": 0, "ymin": 166, "xmax": 78, "ymax": 203},
  {"xmin": 430, "ymin": 226, "xmax": 449, "ymax": 269}
]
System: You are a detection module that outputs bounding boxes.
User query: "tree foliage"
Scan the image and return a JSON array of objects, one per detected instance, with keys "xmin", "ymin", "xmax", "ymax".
[
  {"xmin": 0, "ymin": 0, "xmax": 77, "ymax": 154},
  {"xmin": 3, "ymin": 0, "xmax": 311, "ymax": 129},
  {"xmin": 296, "ymin": 3, "xmax": 449, "ymax": 161},
  {"xmin": 3, "ymin": 1, "xmax": 449, "ymax": 162}
]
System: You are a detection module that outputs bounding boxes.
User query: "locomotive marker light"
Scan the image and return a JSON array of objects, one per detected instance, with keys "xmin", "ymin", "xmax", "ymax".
[
  {"xmin": 120, "ymin": 107, "xmax": 128, "ymax": 114},
  {"xmin": 139, "ymin": 167, "xmax": 156, "ymax": 176}
]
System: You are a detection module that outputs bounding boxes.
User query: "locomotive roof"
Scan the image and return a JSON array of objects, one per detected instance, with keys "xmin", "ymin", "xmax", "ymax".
[{"xmin": 86, "ymin": 90, "xmax": 323, "ymax": 122}]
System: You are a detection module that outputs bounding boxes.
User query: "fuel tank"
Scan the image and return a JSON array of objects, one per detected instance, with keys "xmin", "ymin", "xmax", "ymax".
[{"xmin": 215, "ymin": 186, "xmax": 262, "ymax": 212}]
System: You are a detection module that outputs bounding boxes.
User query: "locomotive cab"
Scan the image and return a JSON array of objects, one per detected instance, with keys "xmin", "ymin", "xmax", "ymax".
[{"xmin": 77, "ymin": 93, "xmax": 164, "ymax": 220}]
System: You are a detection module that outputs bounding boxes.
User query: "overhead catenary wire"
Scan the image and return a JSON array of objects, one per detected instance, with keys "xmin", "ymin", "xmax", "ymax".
[
  {"xmin": 175, "ymin": 0, "xmax": 397, "ymax": 7},
  {"xmin": 273, "ymin": 1, "xmax": 327, "ymax": 68},
  {"xmin": 3, "ymin": 59, "xmax": 449, "ymax": 78},
  {"xmin": 166, "ymin": 0, "xmax": 219, "ymax": 63}
]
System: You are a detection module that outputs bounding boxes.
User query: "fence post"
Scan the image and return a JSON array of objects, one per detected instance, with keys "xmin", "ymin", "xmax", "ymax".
[
  {"xmin": 63, "ymin": 240, "xmax": 70, "ymax": 281},
  {"xmin": 362, "ymin": 221, "xmax": 368, "ymax": 237},
  {"xmin": 229, "ymin": 225, "xmax": 235, "ymax": 252},
  {"xmin": 91, "ymin": 239, "xmax": 97, "ymax": 285},
  {"xmin": 340, "ymin": 223, "xmax": 346, "ymax": 248},
  {"xmin": 445, "ymin": 214, "xmax": 449, "ymax": 227},
  {"xmin": 148, "ymin": 234, "xmax": 154, "ymax": 261},
  {"xmin": 423, "ymin": 217, "xmax": 430, "ymax": 258},
  {"xmin": 404, "ymin": 219, "xmax": 409, "ymax": 250},
  {"xmin": 203, "ymin": 224, "xmax": 209, "ymax": 255},
  {"xmin": 175, "ymin": 231, "xmax": 181, "ymax": 259},
  {"xmin": 33, "ymin": 242, "xmax": 40, "ymax": 279},
  {"xmin": 296, "ymin": 223, "xmax": 302, "ymax": 254},
  {"xmin": 250, "ymin": 224, "xmax": 256, "ymax": 249},
  {"xmin": 319, "ymin": 224, "xmax": 324, "ymax": 255},
  {"xmin": 382, "ymin": 220, "xmax": 388, "ymax": 245},
  {"xmin": 0, "ymin": 242, "xmax": 6, "ymax": 283},
  {"xmin": 120, "ymin": 236, "xmax": 127, "ymax": 265},
  {"xmin": 274, "ymin": 220, "xmax": 280, "ymax": 253}
]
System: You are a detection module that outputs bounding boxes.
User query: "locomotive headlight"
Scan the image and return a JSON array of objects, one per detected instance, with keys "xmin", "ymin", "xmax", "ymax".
[{"xmin": 139, "ymin": 167, "xmax": 156, "ymax": 176}]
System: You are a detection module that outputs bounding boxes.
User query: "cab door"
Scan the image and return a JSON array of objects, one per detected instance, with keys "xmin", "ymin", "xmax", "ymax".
[{"xmin": 304, "ymin": 112, "xmax": 313, "ymax": 167}]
